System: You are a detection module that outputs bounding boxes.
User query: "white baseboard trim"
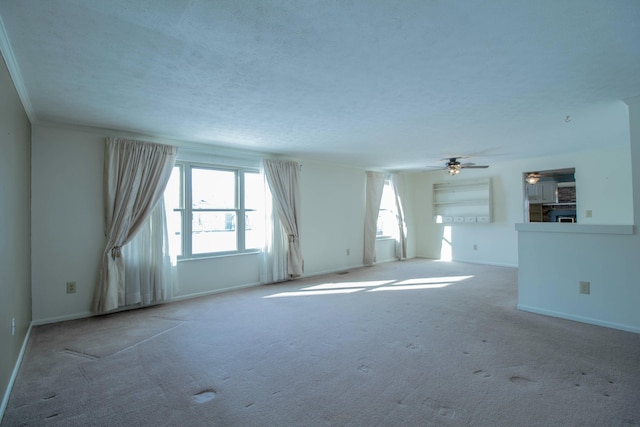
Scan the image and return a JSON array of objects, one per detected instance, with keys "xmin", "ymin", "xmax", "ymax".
[
  {"xmin": 454, "ymin": 258, "xmax": 518, "ymax": 268},
  {"xmin": 1, "ymin": 322, "xmax": 33, "ymax": 423},
  {"xmin": 517, "ymin": 304, "xmax": 640, "ymax": 334},
  {"xmin": 32, "ymin": 283, "xmax": 266, "ymax": 325},
  {"xmin": 32, "ymin": 311, "xmax": 93, "ymax": 326},
  {"xmin": 171, "ymin": 281, "xmax": 262, "ymax": 302},
  {"xmin": 301, "ymin": 263, "xmax": 368, "ymax": 279}
]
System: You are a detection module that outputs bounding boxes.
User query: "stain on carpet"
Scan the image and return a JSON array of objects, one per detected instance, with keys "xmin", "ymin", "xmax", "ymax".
[
  {"xmin": 192, "ymin": 389, "xmax": 217, "ymax": 404},
  {"xmin": 473, "ymin": 369, "xmax": 491, "ymax": 378},
  {"xmin": 422, "ymin": 398, "xmax": 456, "ymax": 420},
  {"xmin": 358, "ymin": 363, "xmax": 372, "ymax": 373},
  {"xmin": 509, "ymin": 375, "xmax": 536, "ymax": 384},
  {"xmin": 438, "ymin": 406, "xmax": 456, "ymax": 419}
]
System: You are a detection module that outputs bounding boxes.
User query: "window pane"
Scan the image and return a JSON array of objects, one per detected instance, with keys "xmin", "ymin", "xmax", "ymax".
[
  {"xmin": 377, "ymin": 182, "xmax": 397, "ymax": 236},
  {"xmin": 380, "ymin": 181, "xmax": 395, "ymax": 210},
  {"xmin": 192, "ymin": 168, "xmax": 236, "ymax": 209},
  {"xmin": 192, "ymin": 211, "xmax": 237, "ymax": 253},
  {"xmin": 165, "ymin": 166, "xmax": 183, "ymax": 256},
  {"xmin": 245, "ymin": 210, "xmax": 263, "ymax": 249},
  {"xmin": 244, "ymin": 172, "xmax": 263, "ymax": 210},
  {"xmin": 165, "ymin": 166, "xmax": 182, "ymax": 209},
  {"xmin": 377, "ymin": 209, "xmax": 396, "ymax": 236}
]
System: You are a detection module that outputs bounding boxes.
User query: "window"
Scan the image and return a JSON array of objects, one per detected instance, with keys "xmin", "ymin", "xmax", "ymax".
[
  {"xmin": 377, "ymin": 179, "xmax": 397, "ymax": 238},
  {"xmin": 164, "ymin": 162, "xmax": 264, "ymax": 259}
]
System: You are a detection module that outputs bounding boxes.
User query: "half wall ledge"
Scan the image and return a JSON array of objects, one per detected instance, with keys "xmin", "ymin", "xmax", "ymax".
[{"xmin": 515, "ymin": 223, "xmax": 634, "ymax": 235}]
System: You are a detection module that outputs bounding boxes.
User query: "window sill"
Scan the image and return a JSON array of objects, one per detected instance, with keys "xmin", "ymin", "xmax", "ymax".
[
  {"xmin": 515, "ymin": 223, "xmax": 634, "ymax": 235},
  {"xmin": 178, "ymin": 250, "xmax": 261, "ymax": 263},
  {"xmin": 376, "ymin": 236, "xmax": 395, "ymax": 241}
]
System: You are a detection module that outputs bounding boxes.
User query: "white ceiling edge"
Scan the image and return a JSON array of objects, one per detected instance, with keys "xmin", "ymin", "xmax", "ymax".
[
  {"xmin": 34, "ymin": 119, "xmax": 272, "ymax": 160},
  {"xmin": 34, "ymin": 119, "xmax": 390, "ymax": 173},
  {"xmin": 624, "ymin": 95, "xmax": 640, "ymax": 107},
  {"xmin": 0, "ymin": 12, "xmax": 34, "ymax": 123},
  {"xmin": 33, "ymin": 120, "xmax": 366, "ymax": 173}
]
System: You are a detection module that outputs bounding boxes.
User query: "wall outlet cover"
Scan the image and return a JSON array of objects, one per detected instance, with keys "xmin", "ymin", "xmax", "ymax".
[
  {"xmin": 66, "ymin": 281, "xmax": 77, "ymax": 294},
  {"xmin": 579, "ymin": 281, "xmax": 590, "ymax": 295}
]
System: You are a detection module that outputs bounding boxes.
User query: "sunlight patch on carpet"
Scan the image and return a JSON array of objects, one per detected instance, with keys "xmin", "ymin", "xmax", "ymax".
[
  {"xmin": 302, "ymin": 280, "xmax": 395, "ymax": 290},
  {"xmin": 263, "ymin": 275, "xmax": 474, "ymax": 298},
  {"xmin": 370, "ymin": 283, "xmax": 452, "ymax": 292},
  {"xmin": 394, "ymin": 276, "xmax": 473, "ymax": 285},
  {"xmin": 264, "ymin": 288, "xmax": 364, "ymax": 298}
]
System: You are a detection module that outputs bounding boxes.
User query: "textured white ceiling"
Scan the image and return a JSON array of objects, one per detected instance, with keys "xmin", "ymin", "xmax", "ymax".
[{"xmin": 1, "ymin": 0, "xmax": 639, "ymax": 170}]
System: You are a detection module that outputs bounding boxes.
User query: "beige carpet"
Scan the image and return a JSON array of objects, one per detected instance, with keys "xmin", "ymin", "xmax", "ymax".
[{"xmin": 3, "ymin": 259, "xmax": 640, "ymax": 426}]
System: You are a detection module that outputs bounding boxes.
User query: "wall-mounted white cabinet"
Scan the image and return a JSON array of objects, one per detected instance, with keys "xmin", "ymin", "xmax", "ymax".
[
  {"xmin": 433, "ymin": 178, "xmax": 492, "ymax": 224},
  {"xmin": 525, "ymin": 181, "xmax": 557, "ymax": 203}
]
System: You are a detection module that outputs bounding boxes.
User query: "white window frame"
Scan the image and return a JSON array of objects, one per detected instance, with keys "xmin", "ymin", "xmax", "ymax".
[{"xmin": 172, "ymin": 161, "xmax": 261, "ymax": 260}]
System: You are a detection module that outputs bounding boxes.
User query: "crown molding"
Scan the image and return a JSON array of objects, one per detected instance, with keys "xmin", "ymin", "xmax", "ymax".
[{"xmin": 0, "ymin": 12, "xmax": 35, "ymax": 123}]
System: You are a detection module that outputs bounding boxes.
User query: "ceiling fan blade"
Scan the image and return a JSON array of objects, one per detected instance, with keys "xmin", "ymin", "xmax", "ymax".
[{"xmin": 460, "ymin": 165, "xmax": 489, "ymax": 169}]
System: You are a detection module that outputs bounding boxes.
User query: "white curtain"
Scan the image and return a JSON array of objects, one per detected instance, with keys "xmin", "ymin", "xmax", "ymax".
[
  {"xmin": 93, "ymin": 137, "xmax": 177, "ymax": 313},
  {"xmin": 391, "ymin": 173, "xmax": 408, "ymax": 260},
  {"xmin": 121, "ymin": 198, "xmax": 177, "ymax": 306},
  {"xmin": 262, "ymin": 159, "xmax": 304, "ymax": 278},
  {"xmin": 363, "ymin": 171, "xmax": 386, "ymax": 266},
  {"xmin": 260, "ymin": 174, "xmax": 288, "ymax": 284}
]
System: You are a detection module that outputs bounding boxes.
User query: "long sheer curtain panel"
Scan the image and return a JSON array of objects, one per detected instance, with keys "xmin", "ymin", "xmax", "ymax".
[
  {"xmin": 260, "ymin": 175, "xmax": 288, "ymax": 284},
  {"xmin": 121, "ymin": 199, "xmax": 177, "ymax": 306},
  {"xmin": 363, "ymin": 171, "xmax": 386, "ymax": 266},
  {"xmin": 391, "ymin": 173, "xmax": 408, "ymax": 260},
  {"xmin": 262, "ymin": 159, "xmax": 304, "ymax": 278},
  {"xmin": 93, "ymin": 137, "xmax": 177, "ymax": 313}
]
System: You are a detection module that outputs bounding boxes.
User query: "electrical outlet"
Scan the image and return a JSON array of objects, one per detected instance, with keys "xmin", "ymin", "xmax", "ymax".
[
  {"xmin": 346, "ymin": 249, "xmax": 350, "ymax": 256},
  {"xmin": 11, "ymin": 317, "xmax": 15, "ymax": 336},
  {"xmin": 586, "ymin": 210, "xmax": 592, "ymax": 218},
  {"xmin": 66, "ymin": 281, "xmax": 77, "ymax": 294},
  {"xmin": 579, "ymin": 281, "xmax": 590, "ymax": 295},
  {"xmin": 473, "ymin": 244, "xmax": 478, "ymax": 250}
]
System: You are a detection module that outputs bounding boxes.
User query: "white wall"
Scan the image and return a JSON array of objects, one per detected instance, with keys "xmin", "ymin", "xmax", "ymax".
[
  {"xmin": 174, "ymin": 253, "xmax": 262, "ymax": 299},
  {"xmin": 30, "ymin": 124, "xmax": 410, "ymax": 323},
  {"xmin": 410, "ymin": 145, "xmax": 634, "ymax": 267},
  {"xmin": 298, "ymin": 160, "xmax": 366, "ymax": 274},
  {"xmin": 31, "ymin": 125, "xmax": 105, "ymax": 323},
  {"xmin": 515, "ymin": 100, "xmax": 640, "ymax": 333},
  {"xmin": 517, "ymin": 225, "xmax": 639, "ymax": 332},
  {"xmin": 0, "ymin": 50, "xmax": 32, "ymax": 415}
]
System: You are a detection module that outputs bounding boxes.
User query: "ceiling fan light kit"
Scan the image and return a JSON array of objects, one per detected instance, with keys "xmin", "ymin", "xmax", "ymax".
[
  {"xmin": 526, "ymin": 173, "xmax": 540, "ymax": 184},
  {"xmin": 448, "ymin": 164, "xmax": 462, "ymax": 175},
  {"xmin": 439, "ymin": 157, "xmax": 489, "ymax": 176}
]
